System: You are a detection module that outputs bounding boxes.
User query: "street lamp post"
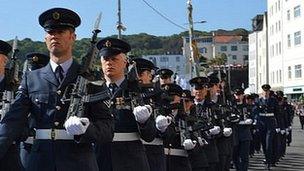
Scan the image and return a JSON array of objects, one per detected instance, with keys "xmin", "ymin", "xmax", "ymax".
[{"xmin": 117, "ymin": 0, "xmax": 126, "ymax": 39}]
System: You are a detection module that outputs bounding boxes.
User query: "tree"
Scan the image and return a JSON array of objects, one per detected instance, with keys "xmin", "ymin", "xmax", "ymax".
[{"xmin": 207, "ymin": 53, "xmax": 227, "ymax": 66}]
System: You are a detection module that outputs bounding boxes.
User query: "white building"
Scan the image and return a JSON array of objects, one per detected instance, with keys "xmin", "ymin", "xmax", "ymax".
[
  {"xmin": 281, "ymin": 0, "xmax": 304, "ymax": 99},
  {"xmin": 249, "ymin": 0, "xmax": 304, "ymax": 99},
  {"xmin": 142, "ymin": 54, "xmax": 186, "ymax": 75},
  {"xmin": 267, "ymin": 0, "xmax": 284, "ymax": 91},
  {"xmin": 182, "ymin": 35, "xmax": 249, "ymax": 66},
  {"xmin": 249, "ymin": 13, "xmax": 269, "ymax": 94}
]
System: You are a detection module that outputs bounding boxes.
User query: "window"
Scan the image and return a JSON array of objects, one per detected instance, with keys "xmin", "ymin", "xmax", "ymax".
[
  {"xmin": 279, "ymin": 41, "xmax": 282, "ymax": 54},
  {"xmin": 220, "ymin": 46, "xmax": 227, "ymax": 51},
  {"xmin": 288, "ymin": 66, "xmax": 292, "ymax": 79},
  {"xmin": 287, "ymin": 10, "xmax": 291, "ymax": 20},
  {"xmin": 287, "ymin": 34, "xmax": 291, "ymax": 47},
  {"xmin": 278, "ymin": 20, "xmax": 281, "ymax": 31},
  {"xmin": 242, "ymin": 45, "xmax": 248, "ymax": 51},
  {"xmin": 176, "ymin": 66, "xmax": 180, "ymax": 72},
  {"xmin": 294, "ymin": 31, "xmax": 301, "ymax": 45},
  {"xmin": 232, "ymin": 55, "xmax": 237, "ymax": 60},
  {"xmin": 279, "ymin": 70, "xmax": 282, "ymax": 83},
  {"xmin": 199, "ymin": 47, "xmax": 207, "ymax": 53},
  {"xmin": 294, "ymin": 5, "xmax": 301, "ymax": 18},
  {"xmin": 243, "ymin": 55, "xmax": 248, "ymax": 61},
  {"xmin": 278, "ymin": 0, "xmax": 281, "ymax": 10},
  {"xmin": 295, "ymin": 64, "xmax": 302, "ymax": 78},
  {"xmin": 231, "ymin": 46, "xmax": 238, "ymax": 51},
  {"xmin": 275, "ymin": 22, "xmax": 278, "ymax": 33},
  {"xmin": 275, "ymin": 43, "xmax": 278, "ymax": 56},
  {"xmin": 176, "ymin": 56, "xmax": 180, "ymax": 62},
  {"xmin": 160, "ymin": 57, "xmax": 168, "ymax": 62}
]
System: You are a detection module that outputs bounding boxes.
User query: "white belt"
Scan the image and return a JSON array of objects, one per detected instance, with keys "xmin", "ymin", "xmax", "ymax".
[
  {"xmin": 113, "ymin": 132, "xmax": 140, "ymax": 142},
  {"xmin": 141, "ymin": 138, "xmax": 163, "ymax": 145},
  {"xmin": 35, "ymin": 129, "xmax": 74, "ymax": 140},
  {"xmin": 24, "ymin": 137, "xmax": 34, "ymax": 144},
  {"xmin": 164, "ymin": 148, "xmax": 188, "ymax": 157},
  {"xmin": 259, "ymin": 113, "xmax": 274, "ymax": 117}
]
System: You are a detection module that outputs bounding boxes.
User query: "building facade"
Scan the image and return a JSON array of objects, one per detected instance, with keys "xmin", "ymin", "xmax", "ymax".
[
  {"xmin": 249, "ymin": 0, "xmax": 303, "ymax": 99},
  {"xmin": 249, "ymin": 13, "xmax": 269, "ymax": 94}
]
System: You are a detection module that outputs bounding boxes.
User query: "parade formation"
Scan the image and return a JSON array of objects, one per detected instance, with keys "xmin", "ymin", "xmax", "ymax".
[{"xmin": 0, "ymin": 6, "xmax": 298, "ymax": 171}]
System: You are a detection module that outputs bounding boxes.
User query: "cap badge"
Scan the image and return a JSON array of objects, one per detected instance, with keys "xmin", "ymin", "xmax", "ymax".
[
  {"xmin": 182, "ymin": 92, "xmax": 186, "ymax": 97},
  {"xmin": 105, "ymin": 40, "xmax": 112, "ymax": 47},
  {"xmin": 32, "ymin": 56, "xmax": 39, "ymax": 62},
  {"xmin": 164, "ymin": 85, "xmax": 169, "ymax": 91},
  {"xmin": 52, "ymin": 12, "xmax": 60, "ymax": 20}
]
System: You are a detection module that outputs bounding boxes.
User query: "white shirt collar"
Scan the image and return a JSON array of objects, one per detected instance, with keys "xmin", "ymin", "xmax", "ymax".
[
  {"xmin": 50, "ymin": 58, "xmax": 73, "ymax": 76},
  {"xmin": 106, "ymin": 76, "xmax": 125, "ymax": 88},
  {"xmin": 194, "ymin": 99, "xmax": 205, "ymax": 105}
]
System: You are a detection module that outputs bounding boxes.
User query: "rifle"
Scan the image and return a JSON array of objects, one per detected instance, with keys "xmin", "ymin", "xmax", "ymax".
[
  {"xmin": 62, "ymin": 13, "xmax": 102, "ymax": 120},
  {"xmin": 0, "ymin": 37, "xmax": 20, "ymax": 120}
]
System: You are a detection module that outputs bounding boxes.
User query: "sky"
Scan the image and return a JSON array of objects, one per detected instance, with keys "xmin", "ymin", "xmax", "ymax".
[{"xmin": 0, "ymin": 0, "xmax": 267, "ymax": 41}]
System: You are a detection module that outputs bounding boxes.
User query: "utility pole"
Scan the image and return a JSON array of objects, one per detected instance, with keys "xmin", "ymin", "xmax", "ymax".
[
  {"xmin": 117, "ymin": 0, "xmax": 126, "ymax": 39},
  {"xmin": 187, "ymin": 0, "xmax": 199, "ymax": 78}
]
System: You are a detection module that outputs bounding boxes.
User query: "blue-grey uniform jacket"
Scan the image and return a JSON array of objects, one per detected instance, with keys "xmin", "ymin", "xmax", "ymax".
[{"xmin": 0, "ymin": 61, "xmax": 114, "ymax": 171}]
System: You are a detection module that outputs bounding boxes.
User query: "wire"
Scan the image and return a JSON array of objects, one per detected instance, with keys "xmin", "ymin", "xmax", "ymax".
[{"xmin": 141, "ymin": 0, "xmax": 188, "ymax": 30}]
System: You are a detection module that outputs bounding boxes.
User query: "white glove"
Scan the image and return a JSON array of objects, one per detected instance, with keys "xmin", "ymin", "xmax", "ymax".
[
  {"xmin": 197, "ymin": 137, "xmax": 208, "ymax": 146},
  {"xmin": 64, "ymin": 116, "xmax": 90, "ymax": 135},
  {"xmin": 155, "ymin": 115, "xmax": 172, "ymax": 133},
  {"xmin": 253, "ymin": 119, "xmax": 257, "ymax": 125},
  {"xmin": 280, "ymin": 129, "xmax": 286, "ymax": 135},
  {"xmin": 238, "ymin": 121, "xmax": 245, "ymax": 125},
  {"xmin": 275, "ymin": 128, "xmax": 280, "ymax": 133},
  {"xmin": 286, "ymin": 129, "xmax": 290, "ymax": 135},
  {"xmin": 244, "ymin": 119, "xmax": 253, "ymax": 125},
  {"xmin": 133, "ymin": 105, "xmax": 152, "ymax": 124},
  {"xmin": 183, "ymin": 139, "xmax": 197, "ymax": 150},
  {"xmin": 223, "ymin": 127, "xmax": 233, "ymax": 137},
  {"xmin": 209, "ymin": 126, "xmax": 221, "ymax": 135},
  {"xmin": 288, "ymin": 126, "xmax": 292, "ymax": 130}
]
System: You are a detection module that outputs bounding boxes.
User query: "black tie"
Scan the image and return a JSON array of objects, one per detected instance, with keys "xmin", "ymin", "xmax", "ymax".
[
  {"xmin": 109, "ymin": 83, "xmax": 118, "ymax": 94},
  {"xmin": 55, "ymin": 65, "xmax": 64, "ymax": 83}
]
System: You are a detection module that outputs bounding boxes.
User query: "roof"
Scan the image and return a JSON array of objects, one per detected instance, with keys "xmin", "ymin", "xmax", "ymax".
[{"xmin": 213, "ymin": 35, "xmax": 243, "ymax": 43}]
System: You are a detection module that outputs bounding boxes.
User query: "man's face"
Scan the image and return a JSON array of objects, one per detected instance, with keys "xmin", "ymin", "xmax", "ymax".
[
  {"xmin": 101, "ymin": 53, "xmax": 127, "ymax": 79},
  {"xmin": 183, "ymin": 98, "xmax": 193, "ymax": 112},
  {"xmin": 234, "ymin": 94, "xmax": 244, "ymax": 102},
  {"xmin": 193, "ymin": 87, "xmax": 208, "ymax": 101},
  {"xmin": 160, "ymin": 77, "xmax": 171, "ymax": 85},
  {"xmin": 262, "ymin": 90, "xmax": 270, "ymax": 97},
  {"xmin": 45, "ymin": 29, "xmax": 76, "ymax": 56},
  {"xmin": 210, "ymin": 83, "xmax": 221, "ymax": 95},
  {"xmin": 139, "ymin": 70, "xmax": 152, "ymax": 84}
]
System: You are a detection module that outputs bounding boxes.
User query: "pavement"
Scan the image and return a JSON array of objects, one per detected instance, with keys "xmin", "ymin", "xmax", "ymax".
[{"xmin": 240, "ymin": 117, "xmax": 304, "ymax": 171}]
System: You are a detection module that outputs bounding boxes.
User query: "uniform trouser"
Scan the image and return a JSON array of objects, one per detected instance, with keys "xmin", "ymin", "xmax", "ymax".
[
  {"xmin": 217, "ymin": 155, "xmax": 230, "ymax": 171},
  {"xmin": 20, "ymin": 142, "xmax": 32, "ymax": 171},
  {"xmin": 277, "ymin": 133, "xmax": 287, "ymax": 157},
  {"xmin": 145, "ymin": 145, "xmax": 166, "ymax": 171},
  {"xmin": 0, "ymin": 143, "xmax": 22, "ymax": 171},
  {"xmin": 300, "ymin": 116, "xmax": 304, "ymax": 129},
  {"xmin": 233, "ymin": 141, "xmax": 250, "ymax": 171},
  {"xmin": 287, "ymin": 130, "xmax": 292, "ymax": 144},
  {"xmin": 272, "ymin": 133, "xmax": 279, "ymax": 163},
  {"xmin": 206, "ymin": 163, "xmax": 217, "ymax": 171},
  {"xmin": 166, "ymin": 155, "xmax": 191, "ymax": 171},
  {"xmin": 260, "ymin": 127, "xmax": 275, "ymax": 164},
  {"xmin": 253, "ymin": 129, "xmax": 261, "ymax": 152}
]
